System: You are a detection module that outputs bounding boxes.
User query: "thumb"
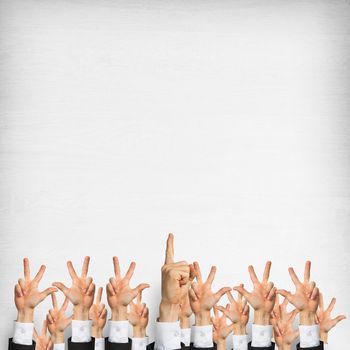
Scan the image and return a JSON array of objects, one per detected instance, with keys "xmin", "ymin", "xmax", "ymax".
[
  {"xmin": 132, "ymin": 283, "xmax": 150, "ymax": 297},
  {"xmin": 40, "ymin": 287, "xmax": 57, "ymax": 301},
  {"xmin": 52, "ymin": 282, "xmax": 69, "ymax": 296},
  {"xmin": 233, "ymin": 285, "xmax": 251, "ymax": 301}
]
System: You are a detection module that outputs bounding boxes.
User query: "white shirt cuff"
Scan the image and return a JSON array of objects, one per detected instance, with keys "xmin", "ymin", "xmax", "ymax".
[
  {"xmin": 192, "ymin": 325, "xmax": 213, "ymax": 348},
  {"xmin": 251, "ymin": 325, "xmax": 272, "ymax": 347},
  {"xmin": 13, "ymin": 322, "xmax": 34, "ymax": 345},
  {"xmin": 299, "ymin": 325, "xmax": 320, "ymax": 348},
  {"xmin": 232, "ymin": 335, "xmax": 248, "ymax": 350},
  {"xmin": 95, "ymin": 338, "xmax": 105, "ymax": 350},
  {"xmin": 180, "ymin": 328, "xmax": 191, "ymax": 347},
  {"xmin": 71, "ymin": 320, "xmax": 92, "ymax": 343},
  {"xmin": 154, "ymin": 321, "xmax": 181, "ymax": 350},
  {"xmin": 132, "ymin": 337, "xmax": 148, "ymax": 350},
  {"xmin": 108, "ymin": 320, "xmax": 129, "ymax": 343},
  {"xmin": 53, "ymin": 344, "xmax": 65, "ymax": 350}
]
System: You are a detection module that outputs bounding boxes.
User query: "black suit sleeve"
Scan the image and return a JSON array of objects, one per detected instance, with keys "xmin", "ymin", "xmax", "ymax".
[
  {"xmin": 68, "ymin": 337, "xmax": 95, "ymax": 350},
  {"xmin": 248, "ymin": 341, "xmax": 275, "ymax": 350},
  {"xmin": 191, "ymin": 342, "xmax": 216, "ymax": 350},
  {"xmin": 147, "ymin": 341, "xmax": 187, "ymax": 350},
  {"xmin": 8, "ymin": 339, "xmax": 35, "ymax": 350},
  {"xmin": 297, "ymin": 342, "xmax": 324, "ymax": 350},
  {"xmin": 106, "ymin": 338, "xmax": 132, "ymax": 350}
]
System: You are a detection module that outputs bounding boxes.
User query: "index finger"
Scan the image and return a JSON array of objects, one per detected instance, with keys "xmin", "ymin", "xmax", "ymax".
[
  {"xmin": 263, "ymin": 261, "xmax": 272, "ymax": 283},
  {"xmin": 96, "ymin": 287, "xmax": 103, "ymax": 304},
  {"xmin": 51, "ymin": 293, "xmax": 58, "ymax": 309},
  {"xmin": 23, "ymin": 258, "xmax": 30, "ymax": 281},
  {"xmin": 165, "ymin": 233, "xmax": 174, "ymax": 264},
  {"xmin": 81, "ymin": 256, "xmax": 90, "ymax": 278},
  {"xmin": 113, "ymin": 256, "xmax": 121, "ymax": 279},
  {"xmin": 248, "ymin": 265, "xmax": 260, "ymax": 285},
  {"xmin": 67, "ymin": 261, "xmax": 79, "ymax": 280},
  {"xmin": 304, "ymin": 261, "xmax": 311, "ymax": 283}
]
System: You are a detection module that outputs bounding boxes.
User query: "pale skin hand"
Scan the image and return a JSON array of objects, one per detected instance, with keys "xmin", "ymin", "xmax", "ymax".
[
  {"xmin": 34, "ymin": 320, "xmax": 53, "ymax": 350},
  {"xmin": 53, "ymin": 256, "xmax": 95, "ymax": 320},
  {"xmin": 212, "ymin": 306, "xmax": 235, "ymax": 350},
  {"xmin": 234, "ymin": 261, "xmax": 276, "ymax": 325},
  {"xmin": 46, "ymin": 293, "xmax": 72, "ymax": 344},
  {"xmin": 316, "ymin": 293, "xmax": 346, "ymax": 344},
  {"xmin": 179, "ymin": 291, "xmax": 193, "ymax": 329},
  {"xmin": 106, "ymin": 256, "xmax": 150, "ymax": 321},
  {"xmin": 160, "ymin": 233, "xmax": 190, "ymax": 322},
  {"xmin": 128, "ymin": 291, "xmax": 149, "ymax": 338},
  {"xmin": 189, "ymin": 261, "xmax": 231, "ymax": 326},
  {"xmin": 277, "ymin": 261, "xmax": 319, "ymax": 325},
  {"xmin": 89, "ymin": 287, "xmax": 107, "ymax": 338},
  {"xmin": 271, "ymin": 297, "xmax": 299, "ymax": 350},
  {"xmin": 15, "ymin": 258, "xmax": 57, "ymax": 323},
  {"xmin": 216, "ymin": 288, "xmax": 249, "ymax": 335}
]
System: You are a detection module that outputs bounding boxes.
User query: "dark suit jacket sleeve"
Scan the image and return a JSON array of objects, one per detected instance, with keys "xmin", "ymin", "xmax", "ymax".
[
  {"xmin": 147, "ymin": 341, "xmax": 187, "ymax": 350},
  {"xmin": 248, "ymin": 341, "xmax": 275, "ymax": 350},
  {"xmin": 297, "ymin": 341, "xmax": 324, "ymax": 350},
  {"xmin": 8, "ymin": 338, "xmax": 35, "ymax": 350},
  {"xmin": 106, "ymin": 337, "xmax": 132, "ymax": 350},
  {"xmin": 191, "ymin": 342, "xmax": 216, "ymax": 350},
  {"xmin": 68, "ymin": 337, "xmax": 95, "ymax": 350}
]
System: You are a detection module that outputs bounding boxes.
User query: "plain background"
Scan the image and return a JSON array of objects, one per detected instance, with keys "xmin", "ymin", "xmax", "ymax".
[{"xmin": 0, "ymin": 0, "xmax": 349, "ymax": 349}]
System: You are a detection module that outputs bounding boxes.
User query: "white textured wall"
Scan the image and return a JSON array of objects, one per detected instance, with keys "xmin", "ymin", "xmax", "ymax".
[{"xmin": 0, "ymin": 0, "xmax": 349, "ymax": 349}]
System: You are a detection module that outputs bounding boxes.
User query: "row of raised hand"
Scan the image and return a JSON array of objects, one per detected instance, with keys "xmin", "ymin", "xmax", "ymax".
[{"xmin": 12, "ymin": 233, "xmax": 346, "ymax": 350}]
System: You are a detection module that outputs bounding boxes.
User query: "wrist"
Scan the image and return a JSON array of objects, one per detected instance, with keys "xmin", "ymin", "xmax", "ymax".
[
  {"xmin": 232, "ymin": 324, "xmax": 246, "ymax": 335},
  {"xmin": 17, "ymin": 309, "xmax": 34, "ymax": 323},
  {"xmin": 159, "ymin": 301, "xmax": 180, "ymax": 322},
  {"xmin": 180, "ymin": 316, "xmax": 190, "ymax": 329},
  {"xmin": 133, "ymin": 326, "xmax": 146, "ymax": 338},
  {"xmin": 253, "ymin": 310, "xmax": 271, "ymax": 325},
  {"xmin": 194, "ymin": 311, "xmax": 211, "ymax": 326},
  {"xmin": 73, "ymin": 306, "xmax": 89, "ymax": 321},
  {"xmin": 215, "ymin": 339, "xmax": 226, "ymax": 350},
  {"xmin": 320, "ymin": 331, "xmax": 328, "ymax": 344},
  {"xmin": 282, "ymin": 345, "xmax": 292, "ymax": 350},
  {"xmin": 299, "ymin": 311, "xmax": 316, "ymax": 325},
  {"xmin": 92, "ymin": 328, "xmax": 103, "ymax": 339},
  {"xmin": 51, "ymin": 332, "xmax": 65, "ymax": 344},
  {"xmin": 111, "ymin": 306, "xmax": 128, "ymax": 321}
]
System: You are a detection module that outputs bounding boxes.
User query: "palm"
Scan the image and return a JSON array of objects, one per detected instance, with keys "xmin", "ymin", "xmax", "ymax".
[
  {"xmin": 48, "ymin": 310, "xmax": 70, "ymax": 333},
  {"xmin": 234, "ymin": 262, "xmax": 276, "ymax": 314},
  {"xmin": 190, "ymin": 262, "xmax": 230, "ymax": 315},
  {"xmin": 212, "ymin": 308, "xmax": 234, "ymax": 343},
  {"xmin": 219, "ymin": 290, "xmax": 249, "ymax": 327},
  {"xmin": 316, "ymin": 294, "xmax": 346, "ymax": 335},
  {"xmin": 15, "ymin": 258, "xmax": 56, "ymax": 313},
  {"xmin": 129, "ymin": 304, "xmax": 148, "ymax": 328},
  {"xmin": 277, "ymin": 262, "xmax": 319, "ymax": 313},
  {"xmin": 53, "ymin": 257, "xmax": 96, "ymax": 311},
  {"xmin": 68, "ymin": 279, "xmax": 94, "ymax": 308},
  {"xmin": 272, "ymin": 297, "xmax": 299, "ymax": 348},
  {"xmin": 107, "ymin": 257, "xmax": 150, "ymax": 310}
]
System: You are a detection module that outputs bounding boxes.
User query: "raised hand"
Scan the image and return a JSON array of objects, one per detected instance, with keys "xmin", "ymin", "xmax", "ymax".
[
  {"xmin": 277, "ymin": 261, "xmax": 319, "ymax": 325},
  {"xmin": 179, "ymin": 291, "xmax": 193, "ymax": 329},
  {"xmin": 216, "ymin": 288, "xmax": 249, "ymax": 335},
  {"xmin": 189, "ymin": 262, "xmax": 231, "ymax": 326},
  {"xmin": 160, "ymin": 233, "xmax": 190, "ymax": 322},
  {"xmin": 46, "ymin": 293, "xmax": 72, "ymax": 344},
  {"xmin": 128, "ymin": 291, "xmax": 149, "ymax": 338},
  {"xmin": 234, "ymin": 261, "xmax": 276, "ymax": 325},
  {"xmin": 316, "ymin": 293, "xmax": 346, "ymax": 344},
  {"xmin": 53, "ymin": 256, "xmax": 95, "ymax": 320},
  {"xmin": 34, "ymin": 320, "xmax": 53, "ymax": 350},
  {"xmin": 15, "ymin": 258, "xmax": 57, "ymax": 323},
  {"xmin": 212, "ymin": 306, "xmax": 234, "ymax": 350},
  {"xmin": 106, "ymin": 256, "xmax": 149, "ymax": 321},
  {"xmin": 271, "ymin": 297, "xmax": 299, "ymax": 350},
  {"xmin": 89, "ymin": 287, "xmax": 107, "ymax": 338}
]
